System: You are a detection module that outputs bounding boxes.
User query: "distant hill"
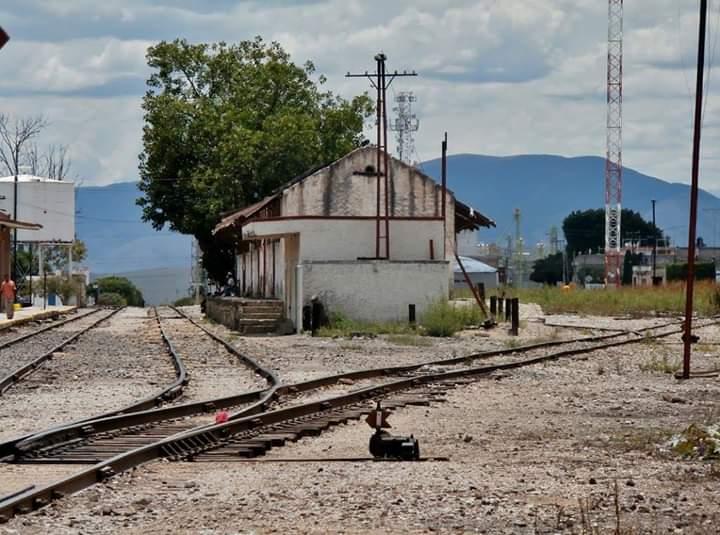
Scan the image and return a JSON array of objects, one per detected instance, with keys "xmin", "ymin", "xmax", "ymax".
[
  {"xmin": 76, "ymin": 156, "xmax": 720, "ymax": 303},
  {"xmin": 76, "ymin": 182, "xmax": 191, "ymax": 274},
  {"xmin": 421, "ymin": 154, "xmax": 720, "ymax": 248}
]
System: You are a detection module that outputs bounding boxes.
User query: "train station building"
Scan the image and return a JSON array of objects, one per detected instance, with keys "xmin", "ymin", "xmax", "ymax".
[{"xmin": 212, "ymin": 146, "xmax": 494, "ymax": 332}]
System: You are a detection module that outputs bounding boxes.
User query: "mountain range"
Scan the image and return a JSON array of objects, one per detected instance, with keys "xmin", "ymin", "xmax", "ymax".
[
  {"xmin": 422, "ymin": 154, "xmax": 720, "ymax": 249},
  {"xmin": 74, "ymin": 155, "xmax": 719, "ymax": 303}
]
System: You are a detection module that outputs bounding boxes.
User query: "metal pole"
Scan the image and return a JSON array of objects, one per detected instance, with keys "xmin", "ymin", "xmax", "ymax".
[
  {"xmin": 682, "ymin": 0, "xmax": 708, "ymax": 380},
  {"xmin": 12, "ymin": 172, "xmax": 17, "ymax": 288},
  {"xmin": 375, "ymin": 56, "xmax": 382, "ymax": 259},
  {"xmin": 381, "ymin": 57, "xmax": 390, "ymax": 259},
  {"xmin": 441, "ymin": 133, "xmax": 447, "ymax": 260},
  {"xmin": 651, "ymin": 199, "xmax": 657, "ymax": 284},
  {"xmin": 28, "ymin": 243, "xmax": 32, "ymax": 303}
]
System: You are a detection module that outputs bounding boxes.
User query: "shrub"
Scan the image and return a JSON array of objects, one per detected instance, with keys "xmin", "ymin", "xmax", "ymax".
[
  {"xmin": 173, "ymin": 296, "xmax": 195, "ymax": 306},
  {"xmin": 422, "ymin": 300, "xmax": 485, "ymax": 337},
  {"xmin": 97, "ymin": 292, "xmax": 127, "ymax": 307},
  {"xmin": 95, "ymin": 276, "xmax": 144, "ymax": 306}
]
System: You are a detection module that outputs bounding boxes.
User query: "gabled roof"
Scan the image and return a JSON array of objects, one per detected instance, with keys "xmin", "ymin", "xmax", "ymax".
[{"xmin": 213, "ymin": 146, "xmax": 495, "ymax": 235}]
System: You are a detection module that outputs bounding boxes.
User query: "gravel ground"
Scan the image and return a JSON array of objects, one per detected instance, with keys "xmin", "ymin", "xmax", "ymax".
[
  {"xmin": 0, "ymin": 307, "xmax": 176, "ymax": 442},
  {"xmin": 3, "ymin": 309, "xmax": 720, "ymax": 534},
  {"xmin": 180, "ymin": 306, "xmax": 659, "ymax": 385},
  {"xmin": 0, "ymin": 308, "xmax": 101, "ymax": 380},
  {"xmin": 157, "ymin": 307, "xmax": 267, "ymax": 403}
]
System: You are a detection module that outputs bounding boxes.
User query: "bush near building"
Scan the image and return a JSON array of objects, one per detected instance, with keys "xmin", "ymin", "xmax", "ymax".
[
  {"xmin": 95, "ymin": 276, "xmax": 144, "ymax": 306},
  {"xmin": 97, "ymin": 292, "xmax": 127, "ymax": 307}
]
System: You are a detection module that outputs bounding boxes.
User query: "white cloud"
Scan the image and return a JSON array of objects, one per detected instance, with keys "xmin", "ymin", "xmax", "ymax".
[{"xmin": 0, "ymin": 0, "xmax": 718, "ymax": 191}]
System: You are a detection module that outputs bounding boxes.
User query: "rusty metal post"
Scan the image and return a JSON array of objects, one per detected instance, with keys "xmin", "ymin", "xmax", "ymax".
[
  {"xmin": 490, "ymin": 296, "xmax": 497, "ymax": 318},
  {"xmin": 477, "ymin": 283, "xmax": 485, "ymax": 303},
  {"xmin": 505, "ymin": 298, "xmax": 512, "ymax": 322},
  {"xmin": 682, "ymin": 0, "xmax": 708, "ymax": 380},
  {"xmin": 510, "ymin": 298, "xmax": 519, "ymax": 336},
  {"xmin": 497, "ymin": 297, "xmax": 504, "ymax": 317},
  {"xmin": 441, "ymin": 133, "xmax": 447, "ymax": 260}
]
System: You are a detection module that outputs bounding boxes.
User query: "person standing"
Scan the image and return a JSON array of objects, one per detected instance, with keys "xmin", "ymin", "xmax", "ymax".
[{"xmin": 1, "ymin": 274, "xmax": 16, "ymax": 320}]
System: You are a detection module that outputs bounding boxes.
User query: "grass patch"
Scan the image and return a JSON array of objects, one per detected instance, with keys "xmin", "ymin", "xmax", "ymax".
[
  {"xmin": 463, "ymin": 282, "xmax": 720, "ymax": 316},
  {"xmin": 316, "ymin": 312, "xmax": 416, "ymax": 338},
  {"xmin": 386, "ymin": 334, "xmax": 433, "ymax": 347},
  {"xmin": 317, "ymin": 301, "xmax": 486, "ymax": 339},
  {"xmin": 638, "ymin": 354, "xmax": 681, "ymax": 374}
]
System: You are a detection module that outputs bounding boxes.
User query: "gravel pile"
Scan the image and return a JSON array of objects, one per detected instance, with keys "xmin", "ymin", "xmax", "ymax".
[
  {"xmin": 0, "ymin": 308, "xmax": 176, "ymax": 441},
  {"xmin": 0, "ymin": 308, "xmax": 101, "ymax": 380},
  {"xmin": 157, "ymin": 307, "xmax": 267, "ymax": 402}
]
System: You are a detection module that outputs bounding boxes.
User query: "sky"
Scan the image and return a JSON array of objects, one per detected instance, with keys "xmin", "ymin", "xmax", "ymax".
[{"xmin": 0, "ymin": 0, "xmax": 719, "ymax": 191}]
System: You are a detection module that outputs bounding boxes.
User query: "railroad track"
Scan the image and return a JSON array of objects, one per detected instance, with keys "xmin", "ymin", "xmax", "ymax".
[
  {"xmin": 1, "ymin": 315, "xmax": 710, "ymax": 522},
  {"xmin": 0, "ymin": 307, "xmax": 117, "ymax": 395},
  {"xmin": 0, "ymin": 306, "xmax": 278, "ymax": 463}
]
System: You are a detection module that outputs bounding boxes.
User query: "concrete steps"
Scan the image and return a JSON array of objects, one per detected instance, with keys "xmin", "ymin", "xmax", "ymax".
[{"xmin": 206, "ymin": 297, "xmax": 287, "ymax": 335}]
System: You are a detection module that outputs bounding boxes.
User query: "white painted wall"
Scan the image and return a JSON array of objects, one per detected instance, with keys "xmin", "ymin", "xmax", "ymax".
[
  {"xmin": 0, "ymin": 176, "xmax": 75, "ymax": 242},
  {"xmin": 243, "ymin": 219, "xmax": 444, "ymax": 262},
  {"xmin": 301, "ymin": 260, "xmax": 449, "ymax": 323}
]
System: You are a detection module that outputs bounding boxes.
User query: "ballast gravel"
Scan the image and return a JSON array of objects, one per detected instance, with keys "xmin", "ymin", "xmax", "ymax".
[
  {"xmin": 156, "ymin": 307, "xmax": 267, "ymax": 403},
  {"xmin": 3, "ymin": 308, "xmax": 720, "ymax": 533},
  {"xmin": 0, "ymin": 307, "xmax": 176, "ymax": 442}
]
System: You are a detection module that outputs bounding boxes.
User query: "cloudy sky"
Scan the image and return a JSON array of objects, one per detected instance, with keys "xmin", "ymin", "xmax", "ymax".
[{"xmin": 0, "ymin": 0, "xmax": 718, "ymax": 191}]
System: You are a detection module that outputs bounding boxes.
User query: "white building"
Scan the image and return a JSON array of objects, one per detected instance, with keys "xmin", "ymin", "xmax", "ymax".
[
  {"xmin": 213, "ymin": 147, "xmax": 494, "ymax": 328},
  {"xmin": 0, "ymin": 174, "xmax": 74, "ymax": 243}
]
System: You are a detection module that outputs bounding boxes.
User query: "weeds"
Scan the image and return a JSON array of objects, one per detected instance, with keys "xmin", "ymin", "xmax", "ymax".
[
  {"xmin": 638, "ymin": 355, "xmax": 681, "ymax": 374},
  {"xmin": 316, "ymin": 312, "xmax": 415, "ymax": 338},
  {"xmin": 421, "ymin": 300, "xmax": 485, "ymax": 337},
  {"xmin": 464, "ymin": 282, "xmax": 720, "ymax": 316}
]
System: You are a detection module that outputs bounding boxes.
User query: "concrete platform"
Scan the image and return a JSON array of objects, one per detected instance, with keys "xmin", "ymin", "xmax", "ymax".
[{"xmin": 0, "ymin": 305, "xmax": 77, "ymax": 331}]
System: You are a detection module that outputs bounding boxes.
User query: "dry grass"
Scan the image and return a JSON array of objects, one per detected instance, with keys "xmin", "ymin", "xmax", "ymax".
[{"xmin": 469, "ymin": 282, "xmax": 720, "ymax": 316}]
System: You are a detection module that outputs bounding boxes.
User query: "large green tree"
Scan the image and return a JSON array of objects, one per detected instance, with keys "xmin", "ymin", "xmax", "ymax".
[
  {"xmin": 137, "ymin": 37, "xmax": 373, "ymax": 280},
  {"xmin": 562, "ymin": 208, "xmax": 663, "ymax": 257}
]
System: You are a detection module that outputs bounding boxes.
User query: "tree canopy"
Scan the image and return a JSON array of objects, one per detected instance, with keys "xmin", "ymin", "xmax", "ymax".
[
  {"xmin": 137, "ymin": 37, "xmax": 374, "ymax": 280},
  {"xmin": 562, "ymin": 208, "xmax": 663, "ymax": 257},
  {"xmin": 529, "ymin": 252, "xmax": 565, "ymax": 286}
]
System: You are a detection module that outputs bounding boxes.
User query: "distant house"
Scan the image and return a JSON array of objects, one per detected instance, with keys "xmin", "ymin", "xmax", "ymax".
[
  {"xmin": 452, "ymin": 256, "xmax": 498, "ymax": 289},
  {"xmin": 213, "ymin": 146, "xmax": 494, "ymax": 330}
]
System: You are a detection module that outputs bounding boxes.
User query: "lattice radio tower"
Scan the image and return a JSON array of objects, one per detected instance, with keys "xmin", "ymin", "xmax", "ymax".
[
  {"xmin": 390, "ymin": 91, "xmax": 419, "ymax": 164},
  {"xmin": 604, "ymin": 0, "xmax": 623, "ymax": 286}
]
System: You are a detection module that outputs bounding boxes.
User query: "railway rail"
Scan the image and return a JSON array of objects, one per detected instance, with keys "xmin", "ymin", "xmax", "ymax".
[
  {"xmin": 1, "ymin": 315, "xmax": 711, "ymax": 523},
  {"xmin": 0, "ymin": 307, "xmax": 116, "ymax": 395}
]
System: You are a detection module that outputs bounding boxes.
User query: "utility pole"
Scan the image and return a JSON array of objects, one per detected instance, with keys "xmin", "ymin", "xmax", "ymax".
[
  {"xmin": 651, "ymin": 199, "xmax": 657, "ymax": 284},
  {"xmin": 347, "ymin": 54, "xmax": 417, "ymax": 259},
  {"xmin": 390, "ymin": 91, "xmax": 419, "ymax": 164},
  {"xmin": 604, "ymin": 0, "xmax": 623, "ymax": 287},
  {"xmin": 682, "ymin": 0, "xmax": 708, "ymax": 380}
]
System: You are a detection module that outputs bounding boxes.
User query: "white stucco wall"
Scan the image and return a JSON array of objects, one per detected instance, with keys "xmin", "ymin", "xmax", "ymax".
[
  {"xmin": 301, "ymin": 260, "xmax": 449, "ymax": 323},
  {"xmin": 243, "ymin": 219, "xmax": 445, "ymax": 262}
]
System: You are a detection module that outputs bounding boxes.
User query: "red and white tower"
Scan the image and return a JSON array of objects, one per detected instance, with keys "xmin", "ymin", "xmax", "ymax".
[{"xmin": 605, "ymin": 0, "xmax": 623, "ymax": 286}]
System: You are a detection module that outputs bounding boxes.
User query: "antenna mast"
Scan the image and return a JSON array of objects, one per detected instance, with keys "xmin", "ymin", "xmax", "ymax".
[
  {"xmin": 390, "ymin": 91, "xmax": 419, "ymax": 164},
  {"xmin": 604, "ymin": 0, "xmax": 623, "ymax": 286}
]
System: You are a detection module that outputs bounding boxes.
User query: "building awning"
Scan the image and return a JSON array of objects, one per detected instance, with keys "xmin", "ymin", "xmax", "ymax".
[
  {"xmin": 455, "ymin": 200, "xmax": 495, "ymax": 232},
  {"xmin": 0, "ymin": 218, "xmax": 42, "ymax": 231}
]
